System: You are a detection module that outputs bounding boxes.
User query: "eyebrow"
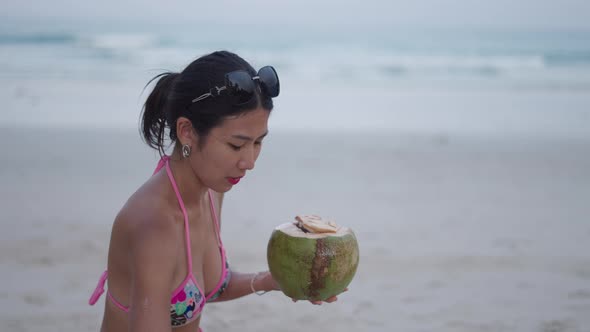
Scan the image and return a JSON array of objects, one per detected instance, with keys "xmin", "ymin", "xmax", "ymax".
[{"xmin": 231, "ymin": 131, "xmax": 269, "ymax": 141}]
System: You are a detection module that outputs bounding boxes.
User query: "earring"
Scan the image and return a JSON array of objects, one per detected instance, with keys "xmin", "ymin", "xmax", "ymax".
[{"xmin": 182, "ymin": 144, "xmax": 191, "ymax": 158}]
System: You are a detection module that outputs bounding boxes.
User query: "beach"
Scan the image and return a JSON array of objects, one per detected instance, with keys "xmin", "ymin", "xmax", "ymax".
[
  {"xmin": 2, "ymin": 15, "xmax": 590, "ymax": 331},
  {"xmin": 1, "ymin": 127, "xmax": 589, "ymax": 332}
]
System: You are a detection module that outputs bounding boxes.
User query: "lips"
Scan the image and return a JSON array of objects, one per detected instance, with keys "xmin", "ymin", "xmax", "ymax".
[{"xmin": 227, "ymin": 177, "xmax": 242, "ymax": 185}]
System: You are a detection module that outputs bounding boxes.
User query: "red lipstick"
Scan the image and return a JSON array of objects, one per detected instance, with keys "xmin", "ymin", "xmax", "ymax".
[{"xmin": 227, "ymin": 177, "xmax": 242, "ymax": 185}]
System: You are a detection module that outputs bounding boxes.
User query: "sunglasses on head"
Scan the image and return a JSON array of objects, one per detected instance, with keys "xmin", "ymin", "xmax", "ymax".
[{"xmin": 191, "ymin": 66, "xmax": 280, "ymax": 105}]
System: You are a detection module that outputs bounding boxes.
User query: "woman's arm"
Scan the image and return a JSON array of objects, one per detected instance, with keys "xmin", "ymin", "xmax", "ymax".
[
  {"xmin": 209, "ymin": 270, "xmax": 343, "ymax": 304},
  {"xmin": 127, "ymin": 213, "xmax": 180, "ymax": 332},
  {"xmin": 210, "ymin": 191, "xmax": 278, "ymax": 301},
  {"xmin": 210, "ymin": 270, "xmax": 278, "ymax": 302},
  {"xmin": 209, "ymin": 192, "xmax": 342, "ymax": 304}
]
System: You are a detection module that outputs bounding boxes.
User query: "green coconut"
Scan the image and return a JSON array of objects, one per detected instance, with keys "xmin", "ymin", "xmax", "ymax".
[{"xmin": 267, "ymin": 218, "xmax": 359, "ymax": 301}]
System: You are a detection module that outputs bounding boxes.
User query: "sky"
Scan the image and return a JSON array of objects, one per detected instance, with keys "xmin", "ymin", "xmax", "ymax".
[{"xmin": 2, "ymin": 0, "xmax": 590, "ymax": 30}]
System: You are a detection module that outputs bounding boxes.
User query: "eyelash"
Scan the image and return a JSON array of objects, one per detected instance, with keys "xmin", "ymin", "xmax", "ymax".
[
  {"xmin": 228, "ymin": 142, "xmax": 262, "ymax": 151},
  {"xmin": 229, "ymin": 144, "xmax": 242, "ymax": 151}
]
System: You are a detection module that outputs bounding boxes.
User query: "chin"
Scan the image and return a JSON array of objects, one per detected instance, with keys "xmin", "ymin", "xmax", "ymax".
[
  {"xmin": 209, "ymin": 182, "xmax": 233, "ymax": 193},
  {"xmin": 219, "ymin": 185, "xmax": 233, "ymax": 193}
]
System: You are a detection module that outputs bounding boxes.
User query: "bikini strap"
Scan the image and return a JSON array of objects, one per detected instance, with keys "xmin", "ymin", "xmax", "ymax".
[
  {"xmin": 204, "ymin": 189, "xmax": 229, "ymax": 302},
  {"xmin": 163, "ymin": 158, "xmax": 193, "ymax": 272},
  {"xmin": 160, "ymin": 157, "xmax": 222, "ymax": 272},
  {"xmin": 153, "ymin": 155, "xmax": 170, "ymax": 175},
  {"xmin": 89, "ymin": 270, "xmax": 108, "ymax": 305},
  {"xmin": 88, "ymin": 156, "xmax": 195, "ymax": 310},
  {"xmin": 88, "ymin": 270, "xmax": 131, "ymax": 312},
  {"xmin": 207, "ymin": 190, "xmax": 223, "ymax": 248}
]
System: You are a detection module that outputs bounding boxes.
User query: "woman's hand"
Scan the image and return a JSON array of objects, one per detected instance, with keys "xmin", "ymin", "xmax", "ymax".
[{"xmin": 292, "ymin": 288, "xmax": 348, "ymax": 305}]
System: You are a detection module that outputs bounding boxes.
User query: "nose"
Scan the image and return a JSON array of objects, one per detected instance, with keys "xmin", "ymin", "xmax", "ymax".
[{"xmin": 238, "ymin": 147, "xmax": 256, "ymax": 171}]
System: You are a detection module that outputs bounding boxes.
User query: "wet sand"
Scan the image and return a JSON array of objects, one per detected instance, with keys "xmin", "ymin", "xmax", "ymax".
[{"xmin": 1, "ymin": 127, "xmax": 589, "ymax": 331}]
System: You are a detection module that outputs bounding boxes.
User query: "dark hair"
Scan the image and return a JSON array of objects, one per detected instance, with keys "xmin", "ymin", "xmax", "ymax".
[{"xmin": 140, "ymin": 50, "xmax": 274, "ymax": 155}]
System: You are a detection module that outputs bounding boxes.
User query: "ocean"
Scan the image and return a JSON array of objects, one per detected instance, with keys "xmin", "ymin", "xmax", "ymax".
[{"xmin": 1, "ymin": 18, "xmax": 590, "ymax": 138}]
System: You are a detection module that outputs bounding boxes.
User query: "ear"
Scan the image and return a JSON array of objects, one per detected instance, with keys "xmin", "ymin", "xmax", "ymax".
[{"xmin": 176, "ymin": 117, "xmax": 197, "ymax": 146}]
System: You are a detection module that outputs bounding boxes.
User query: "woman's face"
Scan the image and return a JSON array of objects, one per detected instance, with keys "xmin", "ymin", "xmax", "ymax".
[{"xmin": 191, "ymin": 107, "xmax": 270, "ymax": 192}]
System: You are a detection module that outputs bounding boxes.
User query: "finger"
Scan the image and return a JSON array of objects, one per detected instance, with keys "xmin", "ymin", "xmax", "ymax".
[
  {"xmin": 310, "ymin": 300, "xmax": 322, "ymax": 305},
  {"xmin": 324, "ymin": 296, "xmax": 338, "ymax": 303}
]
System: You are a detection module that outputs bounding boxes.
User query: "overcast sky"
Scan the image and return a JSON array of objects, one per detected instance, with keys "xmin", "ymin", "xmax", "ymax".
[{"xmin": 3, "ymin": 0, "xmax": 590, "ymax": 30}]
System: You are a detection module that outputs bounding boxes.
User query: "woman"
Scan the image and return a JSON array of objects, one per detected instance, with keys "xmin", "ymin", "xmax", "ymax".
[{"xmin": 89, "ymin": 51, "xmax": 340, "ymax": 332}]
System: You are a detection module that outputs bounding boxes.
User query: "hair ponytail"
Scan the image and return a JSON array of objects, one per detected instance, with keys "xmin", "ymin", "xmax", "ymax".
[{"xmin": 140, "ymin": 72, "xmax": 179, "ymax": 156}]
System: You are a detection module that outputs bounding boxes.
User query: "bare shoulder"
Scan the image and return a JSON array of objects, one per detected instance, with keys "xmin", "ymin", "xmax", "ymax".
[
  {"xmin": 108, "ymin": 180, "xmax": 180, "ymax": 328},
  {"xmin": 112, "ymin": 184, "xmax": 182, "ymax": 264}
]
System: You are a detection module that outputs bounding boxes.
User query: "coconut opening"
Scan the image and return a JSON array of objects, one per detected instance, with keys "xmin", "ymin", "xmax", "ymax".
[
  {"xmin": 295, "ymin": 215, "xmax": 340, "ymax": 234},
  {"xmin": 275, "ymin": 216, "xmax": 352, "ymax": 239}
]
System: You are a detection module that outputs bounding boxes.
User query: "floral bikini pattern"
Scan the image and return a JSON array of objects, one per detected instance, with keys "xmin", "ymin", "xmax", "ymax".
[
  {"xmin": 171, "ymin": 279, "xmax": 203, "ymax": 326},
  {"xmin": 169, "ymin": 260, "xmax": 231, "ymax": 327}
]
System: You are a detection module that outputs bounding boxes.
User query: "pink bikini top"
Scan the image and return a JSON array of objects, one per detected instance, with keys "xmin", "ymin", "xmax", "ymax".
[{"xmin": 89, "ymin": 156, "xmax": 231, "ymax": 328}]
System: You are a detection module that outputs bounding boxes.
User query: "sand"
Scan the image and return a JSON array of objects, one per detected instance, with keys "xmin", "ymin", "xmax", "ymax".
[{"xmin": 1, "ymin": 127, "xmax": 589, "ymax": 332}]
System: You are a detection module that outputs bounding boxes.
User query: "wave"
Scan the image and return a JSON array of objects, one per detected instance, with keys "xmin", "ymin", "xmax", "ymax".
[
  {"xmin": 0, "ymin": 31, "xmax": 162, "ymax": 50},
  {"xmin": 0, "ymin": 32, "xmax": 77, "ymax": 45},
  {"xmin": 84, "ymin": 33, "xmax": 161, "ymax": 51},
  {"xmin": 544, "ymin": 51, "xmax": 590, "ymax": 65},
  {"xmin": 375, "ymin": 54, "xmax": 545, "ymax": 76},
  {"xmin": 265, "ymin": 52, "xmax": 556, "ymax": 80},
  {"xmin": 3, "ymin": 30, "xmax": 590, "ymax": 65},
  {"xmin": 2, "ymin": 30, "xmax": 590, "ymax": 84}
]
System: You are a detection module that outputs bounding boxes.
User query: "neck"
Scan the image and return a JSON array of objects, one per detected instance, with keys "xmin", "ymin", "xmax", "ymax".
[{"xmin": 166, "ymin": 148, "xmax": 209, "ymax": 205}]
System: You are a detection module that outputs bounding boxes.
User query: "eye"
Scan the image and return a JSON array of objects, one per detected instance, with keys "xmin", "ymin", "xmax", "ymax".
[
  {"xmin": 254, "ymin": 141, "xmax": 263, "ymax": 146},
  {"xmin": 228, "ymin": 143, "xmax": 243, "ymax": 151}
]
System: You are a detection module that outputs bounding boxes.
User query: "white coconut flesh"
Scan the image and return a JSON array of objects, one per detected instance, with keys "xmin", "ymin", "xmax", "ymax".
[{"xmin": 275, "ymin": 216, "xmax": 353, "ymax": 239}]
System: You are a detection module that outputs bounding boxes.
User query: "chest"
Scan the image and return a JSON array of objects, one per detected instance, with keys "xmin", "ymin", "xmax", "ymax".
[{"xmin": 171, "ymin": 207, "xmax": 224, "ymax": 295}]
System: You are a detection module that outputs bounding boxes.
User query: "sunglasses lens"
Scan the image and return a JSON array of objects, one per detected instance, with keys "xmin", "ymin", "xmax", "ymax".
[
  {"xmin": 226, "ymin": 71, "xmax": 255, "ymax": 104},
  {"xmin": 258, "ymin": 66, "xmax": 280, "ymax": 97}
]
